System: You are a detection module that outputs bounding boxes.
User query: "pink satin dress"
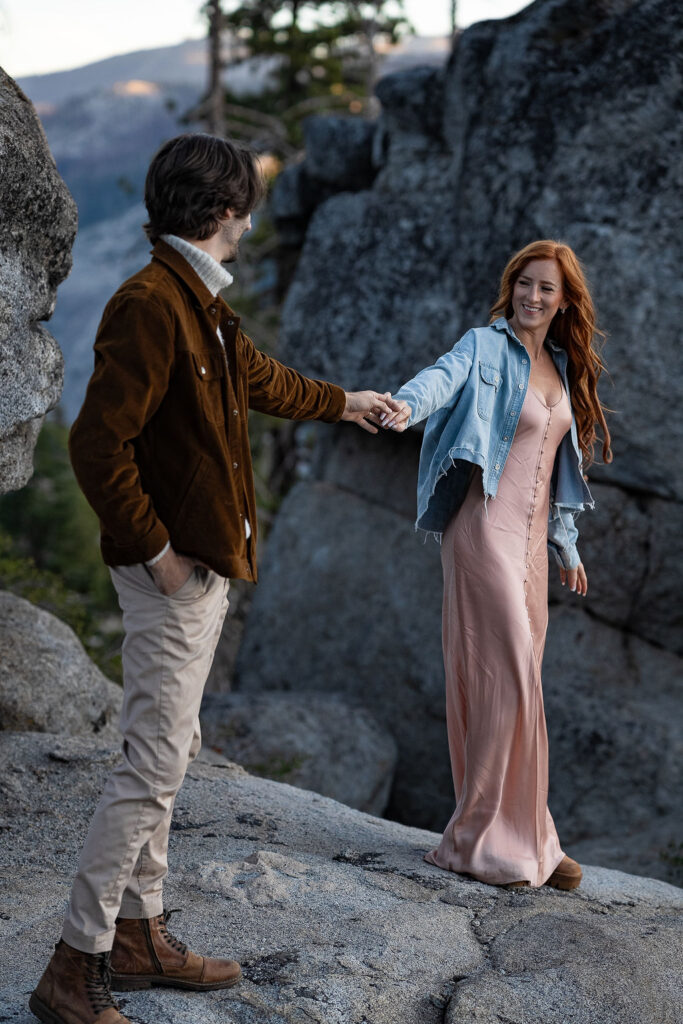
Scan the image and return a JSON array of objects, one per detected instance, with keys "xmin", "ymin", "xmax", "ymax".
[{"xmin": 425, "ymin": 380, "xmax": 572, "ymax": 886}]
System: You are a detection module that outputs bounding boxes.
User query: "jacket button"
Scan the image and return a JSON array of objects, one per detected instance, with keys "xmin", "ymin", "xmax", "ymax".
[
  {"xmin": 209, "ymin": 305, "xmax": 216, "ymax": 314},
  {"xmin": 200, "ymin": 366, "xmax": 206, "ymax": 375},
  {"xmin": 233, "ymin": 462, "xmax": 238, "ymax": 469},
  {"xmin": 227, "ymin": 319, "xmax": 234, "ymax": 326},
  {"xmin": 232, "ymin": 409, "xmax": 238, "ymax": 417},
  {"xmin": 522, "ymin": 358, "xmax": 527, "ymax": 364},
  {"xmin": 495, "ymin": 463, "xmax": 500, "ymax": 471},
  {"xmin": 519, "ymin": 383, "xmax": 524, "ymax": 390},
  {"xmin": 504, "ymin": 436, "xmax": 509, "ymax": 441}
]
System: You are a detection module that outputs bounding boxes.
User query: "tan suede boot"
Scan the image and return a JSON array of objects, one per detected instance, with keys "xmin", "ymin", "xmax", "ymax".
[
  {"xmin": 544, "ymin": 854, "xmax": 583, "ymax": 890},
  {"xmin": 110, "ymin": 910, "xmax": 241, "ymax": 991},
  {"xmin": 29, "ymin": 940, "xmax": 132, "ymax": 1024}
]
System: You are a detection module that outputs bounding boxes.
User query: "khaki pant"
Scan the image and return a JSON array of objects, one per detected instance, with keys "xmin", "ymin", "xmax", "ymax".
[{"xmin": 61, "ymin": 563, "xmax": 229, "ymax": 953}]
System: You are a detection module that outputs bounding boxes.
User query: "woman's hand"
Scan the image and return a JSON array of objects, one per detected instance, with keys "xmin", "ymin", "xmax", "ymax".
[
  {"xmin": 380, "ymin": 399, "xmax": 412, "ymax": 432},
  {"xmin": 342, "ymin": 391, "xmax": 397, "ymax": 434},
  {"xmin": 558, "ymin": 562, "xmax": 588, "ymax": 596}
]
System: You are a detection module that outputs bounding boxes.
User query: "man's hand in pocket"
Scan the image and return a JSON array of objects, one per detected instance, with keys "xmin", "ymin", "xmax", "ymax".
[{"xmin": 148, "ymin": 547, "xmax": 197, "ymax": 596}]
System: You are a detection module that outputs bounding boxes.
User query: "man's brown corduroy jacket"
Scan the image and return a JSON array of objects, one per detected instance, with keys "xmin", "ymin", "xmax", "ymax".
[{"xmin": 68, "ymin": 240, "xmax": 346, "ymax": 581}]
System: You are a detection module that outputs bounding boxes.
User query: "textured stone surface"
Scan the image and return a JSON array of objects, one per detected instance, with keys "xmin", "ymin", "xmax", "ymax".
[
  {"xmin": 241, "ymin": 0, "xmax": 683, "ymax": 878},
  {"xmin": 236, "ymin": 481, "xmax": 453, "ymax": 828},
  {"xmin": 303, "ymin": 114, "xmax": 376, "ymax": 188},
  {"xmin": 275, "ymin": 0, "xmax": 683, "ymax": 500},
  {"xmin": 375, "ymin": 65, "xmax": 445, "ymax": 145},
  {"xmin": 0, "ymin": 69, "xmax": 77, "ymax": 492},
  {"xmin": 236, "ymin": 486, "xmax": 682, "ymax": 883},
  {"xmin": 571, "ymin": 481, "xmax": 683, "ymax": 653},
  {"xmin": 0, "ymin": 592, "xmax": 121, "ymax": 738},
  {"xmin": 543, "ymin": 605, "xmax": 682, "ymax": 882},
  {"xmin": 200, "ymin": 691, "xmax": 398, "ymax": 815},
  {"xmin": 0, "ymin": 731, "xmax": 681, "ymax": 1024}
]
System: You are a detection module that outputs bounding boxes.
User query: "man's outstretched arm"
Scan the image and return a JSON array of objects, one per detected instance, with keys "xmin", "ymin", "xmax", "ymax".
[{"xmin": 242, "ymin": 330, "xmax": 397, "ymax": 428}]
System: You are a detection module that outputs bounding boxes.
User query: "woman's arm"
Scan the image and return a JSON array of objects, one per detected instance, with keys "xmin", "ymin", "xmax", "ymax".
[
  {"xmin": 382, "ymin": 329, "xmax": 476, "ymax": 430},
  {"xmin": 548, "ymin": 507, "xmax": 588, "ymax": 595}
]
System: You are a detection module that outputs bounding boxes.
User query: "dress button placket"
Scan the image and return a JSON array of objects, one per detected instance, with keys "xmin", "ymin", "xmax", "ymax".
[{"xmin": 525, "ymin": 406, "xmax": 552, "ymax": 646}]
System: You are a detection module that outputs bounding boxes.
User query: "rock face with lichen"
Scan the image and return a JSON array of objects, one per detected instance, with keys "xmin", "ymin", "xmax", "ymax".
[
  {"xmin": 0, "ymin": 68, "xmax": 77, "ymax": 493},
  {"xmin": 236, "ymin": 0, "xmax": 683, "ymax": 882}
]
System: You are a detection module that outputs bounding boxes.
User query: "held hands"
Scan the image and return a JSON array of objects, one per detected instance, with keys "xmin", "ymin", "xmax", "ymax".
[
  {"xmin": 379, "ymin": 399, "xmax": 411, "ymax": 432},
  {"xmin": 558, "ymin": 562, "xmax": 588, "ymax": 596},
  {"xmin": 148, "ymin": 546, "xmax": 198, "ymax": 596},
  {"xmin": 342, "ymin": 391, "xmax": 404, "ymax": 434}
]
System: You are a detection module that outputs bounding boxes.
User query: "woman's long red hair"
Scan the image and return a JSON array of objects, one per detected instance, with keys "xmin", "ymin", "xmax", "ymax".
[{"xmin": 490, "ymin": 239, "xmax": 612, "ymax": 467}]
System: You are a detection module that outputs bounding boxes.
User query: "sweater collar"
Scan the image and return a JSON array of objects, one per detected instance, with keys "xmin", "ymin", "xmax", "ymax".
[
  {"xmin": 160, "ymin": 234, "xmax": 233, "ymax": 297},
  {"xmin": 150, "ymin": 238, "xmax": 231, "ymax": 311}
]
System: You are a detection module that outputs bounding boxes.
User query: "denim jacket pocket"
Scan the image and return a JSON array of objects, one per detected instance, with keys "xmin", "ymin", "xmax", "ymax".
[{"xmin": 477, "ymin": 362, "xmax": 501, "ymax": 421}]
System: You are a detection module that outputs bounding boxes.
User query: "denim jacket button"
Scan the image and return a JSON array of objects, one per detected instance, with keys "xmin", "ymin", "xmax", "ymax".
[
  {"xmin": 495, "ymin": 463, "xmax": 500, "ymax": 470},
  {"xmin": 518, "ymin": 383, "xmax": 524, "ymax": 390}
]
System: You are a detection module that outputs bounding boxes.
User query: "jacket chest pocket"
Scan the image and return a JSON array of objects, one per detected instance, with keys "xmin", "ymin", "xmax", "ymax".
[
  {"xmin": 477, "ymin": 362, "xmax": 501, "ymax": 421},
  {"xmin": 191, "ymin": 351, "xmax": 225, "ymax": 424}
]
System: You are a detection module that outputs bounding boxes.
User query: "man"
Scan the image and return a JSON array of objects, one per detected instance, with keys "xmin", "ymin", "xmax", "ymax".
[{"xmin": 30, "ymin": 133, "xmax": 395, "ymax": 1024}]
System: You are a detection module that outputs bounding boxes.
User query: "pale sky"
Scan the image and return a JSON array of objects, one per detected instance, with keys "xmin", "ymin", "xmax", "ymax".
[{"xmin": 0, "ymin": 0, "xmax": 530, "ymax": 79}]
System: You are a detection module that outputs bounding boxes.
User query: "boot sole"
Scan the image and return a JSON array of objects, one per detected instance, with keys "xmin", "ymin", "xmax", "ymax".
[
  {"xmin": 545, "ymin": 875, "xmax": 582, "ymax": 890},
  {"xmin": 111, "ymin": 971, "xmax": 241, "ymax": 991},
  {"xmin": 29, "ymin": 992, "xmax": 69, "ymax": 1024}
]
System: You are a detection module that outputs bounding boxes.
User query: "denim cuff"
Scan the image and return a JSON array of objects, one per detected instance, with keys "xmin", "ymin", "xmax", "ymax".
[{"xmin": 549, "ymin": 542, "xmax": 580, "ymax": 571}]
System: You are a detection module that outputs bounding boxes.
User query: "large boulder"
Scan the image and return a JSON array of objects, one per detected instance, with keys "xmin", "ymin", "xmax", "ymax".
[
  {"xmin": 236, "ymin": 481, "xmax": 452, "ymax": 827},
  {"xmin": 0, "ymin": 731, "xmax": 681, "ymax": 1024},
  {"xmin": 575, "ymin": 482, "xmax": 683, "ymax": 654},
  {"xmin": 240, "ymin": 0, "xmax": 683, "ymax": 876},
  {"xmin": 0, "ymin": 69, "xmax": 77, "ymax": 493},
  {"xmin": 276, "ymin": 0, "xmax": 683, "ymax": 499},
  {"xmin": 200, "ymin": 691, "xmax": 398, "ymax": 815},
  {"xmin": 0, "ymin": 592, "xmax": 121, "ymax": 738}
]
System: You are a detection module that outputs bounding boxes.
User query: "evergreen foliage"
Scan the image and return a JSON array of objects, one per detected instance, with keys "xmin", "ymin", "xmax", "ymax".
[{"xmin": 198, "ymin": 0, "xmax": 411, "ymax": 152}]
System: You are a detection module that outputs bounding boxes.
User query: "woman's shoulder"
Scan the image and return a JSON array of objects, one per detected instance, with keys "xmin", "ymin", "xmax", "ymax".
[{"xmin": 462, "ymin": 320, "xmax": 511, "ymax": 356}]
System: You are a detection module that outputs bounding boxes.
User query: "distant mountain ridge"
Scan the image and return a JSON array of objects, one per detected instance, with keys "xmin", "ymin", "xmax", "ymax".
[{"xmin": 18, "ymin": 38, "xmax": 273, "ymax": 106}]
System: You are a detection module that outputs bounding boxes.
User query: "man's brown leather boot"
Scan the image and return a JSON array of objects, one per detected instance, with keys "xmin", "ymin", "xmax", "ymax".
[
  {"xmin": 110, "ymin": 910, "xmax": 241, "ymax": 991},
  {"xmin": 29, "ymin": 940, "xmax": 132, "ymax": 1024},
  {"xmin": 544, "ymin": 854, "xmax": 583, "ymax": 890}
]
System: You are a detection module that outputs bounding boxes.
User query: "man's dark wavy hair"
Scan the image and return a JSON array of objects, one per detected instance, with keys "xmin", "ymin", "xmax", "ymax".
[{"xmin": 143, "ymin": 133, "xmax": 265, "ymax": 244}]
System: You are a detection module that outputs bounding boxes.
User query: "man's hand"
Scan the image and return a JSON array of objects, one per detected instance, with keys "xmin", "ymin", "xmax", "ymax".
[
  {"xmin": 380, "ymin": 399, "xmax": 411, "ymax": 432},
  {"xmin": 341, "ymin": 391, "xmax": 399, "ymax": 434},
  {"xmin": 148, "ymin": 546, "xmax": 198, "ymax": 596},
  {"xmin": 558, "ymin": 562, "xmax": 588, "ymax": 596}
]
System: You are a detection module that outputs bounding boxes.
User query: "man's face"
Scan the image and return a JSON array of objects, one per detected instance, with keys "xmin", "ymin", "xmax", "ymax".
[{"xmin": 218, "ymin": 210, "xmax": 252, "ymax": 264}]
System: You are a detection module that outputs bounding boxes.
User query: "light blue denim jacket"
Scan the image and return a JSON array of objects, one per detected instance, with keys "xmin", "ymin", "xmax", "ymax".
[{"xmin": 393, "ymin": 317, "xmax": 594, "ymax": 570}]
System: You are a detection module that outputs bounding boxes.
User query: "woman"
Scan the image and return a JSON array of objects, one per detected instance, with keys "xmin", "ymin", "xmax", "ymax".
[{"xmin": 382, "ymin": 240, "xmax": 612, "ymax": 889}]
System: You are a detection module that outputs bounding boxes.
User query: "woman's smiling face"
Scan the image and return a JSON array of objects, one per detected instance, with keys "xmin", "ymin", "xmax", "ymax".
[{"xmin": 510, "ymin": 258, "xmax": 566, "ymax": 337}]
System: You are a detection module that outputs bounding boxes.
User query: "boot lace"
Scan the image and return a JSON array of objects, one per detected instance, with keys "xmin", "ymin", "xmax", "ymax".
[
  {"xmin": 85, "ymin": 951, "xmax": 119, "ymax": 1014},
  {"xmin": 158, "ymin": 908, "xmax": 188, "ymax": 956}
]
